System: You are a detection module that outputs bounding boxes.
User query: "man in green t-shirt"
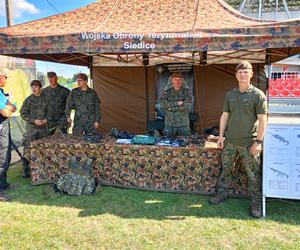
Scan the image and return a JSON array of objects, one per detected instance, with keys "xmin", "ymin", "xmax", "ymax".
[{"xmin": 209, "ymin": 61, "xmax": 268, "ymax": 218}]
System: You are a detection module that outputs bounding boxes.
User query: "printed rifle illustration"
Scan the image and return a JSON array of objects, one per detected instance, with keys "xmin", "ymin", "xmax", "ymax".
[
  {"xmin": 270, "ymin": 133, "xmax": 289, "ymax": 146},
  {"xmin": 270, "ymin": 167, "xmax": 289, "ymax": 178},
  {"xmin": 297, "ymin": 169, "xmax": 300, "ymax": 178}
]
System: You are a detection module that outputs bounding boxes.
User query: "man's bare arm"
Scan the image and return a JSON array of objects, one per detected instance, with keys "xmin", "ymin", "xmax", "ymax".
[
  {"xmin": 217, "ymin": 112, "xmax": 229, "ymax": 149},
  {"xmin": 0, "ymin": 106, "xmax": 14, "ymax": 117},
  {"xmin": 256, "ymin": 114, "xmax": 268, "ymax": 141}
]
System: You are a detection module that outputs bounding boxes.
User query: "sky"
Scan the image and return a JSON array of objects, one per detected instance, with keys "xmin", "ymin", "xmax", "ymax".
[{"xmin": 0, "ymin": 0, "xmax": 97, "ymax": 78}]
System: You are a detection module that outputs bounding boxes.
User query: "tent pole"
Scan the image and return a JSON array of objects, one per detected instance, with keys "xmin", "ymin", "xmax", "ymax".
[
  {"xmin": 5, "ymin": 0, "xmax": 14, "ymax": 27},
  {"xmin": 200, "ymin": 52, "xmax": 207, "ymax": 66},
  {"xmin": 239, "ymin": 0, "xmax": 247, "ymax": 12},
  {"xmin": 193, "ymin": 65, "xmax": 202, "ymax": 133},
  {"xmin": 89, "ymin": 55, "xmax": 94, "ymax": 89},
  {"xmin": 275, "ymin": 0, "xmax": 278, "ymax": 20},
  {"xmin": 257, "ymin": 63, "xmax": 261, "ymax": 89},
  {"xmin": 143, "ymin": 53, "xmax": 150, "ymax": 131},
  {"xmin": 282, "ymin": 0, "xmax": 291, "ymax": 18},
  {"xmin": 265, "ymin": 48, "xmax": 272, "ymax": 91},
  {"xmin": 258, "ymin": 0, "xmax": 263, "ymax": 19}
]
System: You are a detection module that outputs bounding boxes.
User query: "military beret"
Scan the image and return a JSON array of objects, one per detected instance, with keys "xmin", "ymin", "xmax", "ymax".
[{"xmin": 236, "ymin": 61, "xmax": 253, "ymax": 72}]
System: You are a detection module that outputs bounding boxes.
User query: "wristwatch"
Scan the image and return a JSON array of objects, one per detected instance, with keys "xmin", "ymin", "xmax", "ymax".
[{"xmin": 254, "ymin": 139, "xmax": 263, "ymax": 144}]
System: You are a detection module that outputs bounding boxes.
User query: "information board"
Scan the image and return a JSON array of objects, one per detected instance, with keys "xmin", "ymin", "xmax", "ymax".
[{"xmin": 263, "ymin": 120, "xmax": 300, "ymax": 216}]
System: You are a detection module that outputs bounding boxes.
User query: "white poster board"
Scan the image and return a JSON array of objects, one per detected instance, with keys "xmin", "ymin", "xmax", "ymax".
[{"xmin": 263, "ymin": 116, "xmax": 300, "ymax": 216}]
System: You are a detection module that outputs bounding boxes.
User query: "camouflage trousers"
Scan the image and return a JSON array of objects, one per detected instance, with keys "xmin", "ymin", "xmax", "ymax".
[
  {"xmin": 164, "ymin": 125, "xmax": 191, "ymax": 137},
  {"xmin": 23, "ymin": 126, "xmax": 48, "ymax": 160},
  {"xmin": 217, "ymin": 141, "xmax": 262, "ymax": 201}
]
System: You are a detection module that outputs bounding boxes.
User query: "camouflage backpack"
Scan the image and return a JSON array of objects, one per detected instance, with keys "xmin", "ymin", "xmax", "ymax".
[{"xmin": 54, "ymin": 157, "xmax": 98, "ymax": 196}]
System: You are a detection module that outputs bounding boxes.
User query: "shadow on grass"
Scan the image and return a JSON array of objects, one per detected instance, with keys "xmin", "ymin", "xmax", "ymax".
[{"xmin": 6, "ymin": 165, "xmax": 300, "ymax": 224}]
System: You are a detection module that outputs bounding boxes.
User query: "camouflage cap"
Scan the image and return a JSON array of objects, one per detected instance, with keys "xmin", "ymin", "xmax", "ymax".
[
  {"xmin": 236, "ymin": 61, "xmax": 253, "ymax": 72},
  {"xmin": 0, "ymin": 70, "xmax": 8, "ymax": 78},
  {"xmin": 47, "ymin": 71, "xmax": 57, "ymax": 78},
  {"xmin": 76, "ymin": 73, "xmax": 88, "ymax": 81}
]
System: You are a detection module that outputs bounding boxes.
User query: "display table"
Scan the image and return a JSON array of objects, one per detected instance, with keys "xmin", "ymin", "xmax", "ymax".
[{"xmin": 29, "ymin": 135, "xmax": 249, "ymax": 195}]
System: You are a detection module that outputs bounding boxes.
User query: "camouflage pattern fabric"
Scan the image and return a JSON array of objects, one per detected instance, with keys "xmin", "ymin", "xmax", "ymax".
[
  {"xmin": 0, "ymin": 1, "xmax": 299, "ymax": 55},
  {"xmin": 20, "ymin": 94, "xmax": 49, "ymax": 159},
  {"xmin": 164, "ymin": 125, "xmax": 191, "ymax": 137},
  {"xmin": 43, "ymin": 84, "xmax": 70, "ymax": 131},
  {"xmin": 65, "ymin": 87, "xmax": 101, "ymax": 135},
  {"xmin": 217, "ymin": 141, "xmax": 261, "ymax": 201},
  {"xmin": 159, "ymin": 87, "xmax": 192, "ymax": 136},
  {"xmin": 29, "ymin": 135, "xmax": 250, "ymax": 196},
  {"xmin": 55, "ymin": 157, "xmax": 96, "ymax": 196},
  {"xmin": 20, "ymin": 94, "xmax": 48, "ymax": 128},
  {"xmin": 56, "ymin": 173, "xmax": 96, "ymax": 196}
]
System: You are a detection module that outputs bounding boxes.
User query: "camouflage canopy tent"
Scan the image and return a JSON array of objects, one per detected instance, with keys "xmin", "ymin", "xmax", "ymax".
[{"xmin": 0, "ymin": 0, "xmax": 299, "ymax": 132}]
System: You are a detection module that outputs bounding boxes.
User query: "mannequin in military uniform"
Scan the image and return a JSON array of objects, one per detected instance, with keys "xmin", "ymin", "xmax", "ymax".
[{"xmin": 159, "ymin": 72, "xmax": 192, "ymax": 136}]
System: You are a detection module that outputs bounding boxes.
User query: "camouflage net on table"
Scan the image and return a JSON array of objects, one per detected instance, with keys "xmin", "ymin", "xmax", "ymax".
[{"xmin": 28, "ymin": 135, "xmax": 249, "ymax": 195}]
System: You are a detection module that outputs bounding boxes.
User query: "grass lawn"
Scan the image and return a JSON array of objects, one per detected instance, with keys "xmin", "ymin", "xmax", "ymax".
[{"xmin": 1, "ymin": 164, "xmax": 300, "ymax": 250}]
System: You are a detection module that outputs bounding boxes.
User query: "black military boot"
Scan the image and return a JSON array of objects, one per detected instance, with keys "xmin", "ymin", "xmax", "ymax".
[
  {"xmin": 251, "ymin": 200, "xmax": 262, "ymax": 218},
  {"xmin": 0, "ymin": 180, "xmax": 10, "ymax": 191},
  {"xmin": 209, "ymin": 191, "xmax": 229, "ymax": 204},
  {"xmin": 22, "ymin": 158, "xmax": 31, "ymax": 178}
]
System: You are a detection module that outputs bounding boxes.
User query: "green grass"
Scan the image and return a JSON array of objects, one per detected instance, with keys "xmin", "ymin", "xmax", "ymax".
[{"xmin": 1, "ymin": 164, "xmax": 300, "ymax": 250}]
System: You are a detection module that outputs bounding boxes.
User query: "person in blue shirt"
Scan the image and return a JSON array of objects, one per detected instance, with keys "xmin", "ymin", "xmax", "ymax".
[{"xmin": 0, "ymin": 70, "xmax": 16, "ymax": 201}]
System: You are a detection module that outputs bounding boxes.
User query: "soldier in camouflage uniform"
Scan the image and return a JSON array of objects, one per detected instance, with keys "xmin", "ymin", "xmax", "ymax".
[
  {"xmin": 43, "ymin": 72, "xmax": 70, "ymax": 134},
  {"xmin": 20, "ymin": 80, "xmax": 48, "ymax": 178},
  {"xmin": 209, "ymin": 61, "xmax": 268, "ymax": 218},
  {"xmin": 65, "ymin": 73, "xmax": 101, "ymax": 135},
  {"xmin": 159, "ymin": 72, "xmax": 192, "ymax": 136}
]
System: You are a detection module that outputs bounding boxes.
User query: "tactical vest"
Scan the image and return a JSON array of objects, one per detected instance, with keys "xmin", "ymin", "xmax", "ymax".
[{"xmin": 54, "ymin": 157, "xmax": 97, "ymax": 196}]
